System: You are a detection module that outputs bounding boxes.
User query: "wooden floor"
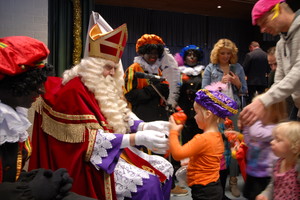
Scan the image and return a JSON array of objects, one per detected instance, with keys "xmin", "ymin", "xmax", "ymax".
[{"xmin": 171, "ymin": 174, "xmax": 247, "ymax": 200}]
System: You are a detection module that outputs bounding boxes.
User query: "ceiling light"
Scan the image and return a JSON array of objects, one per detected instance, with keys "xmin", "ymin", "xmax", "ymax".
[{"xmin": 217, "ymin": 5, "xmax": 222, "ymax": 8}]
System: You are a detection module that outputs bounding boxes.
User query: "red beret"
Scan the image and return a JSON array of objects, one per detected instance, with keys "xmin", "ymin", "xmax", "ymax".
[{"xmin": 0, "ymin": 36, "xmax": 50, "ymax": 80}]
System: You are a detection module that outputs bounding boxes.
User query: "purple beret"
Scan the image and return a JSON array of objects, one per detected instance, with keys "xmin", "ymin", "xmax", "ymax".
[{"xmin": 194, "ymin": 89, "xmax": 238, "ymax": 119}]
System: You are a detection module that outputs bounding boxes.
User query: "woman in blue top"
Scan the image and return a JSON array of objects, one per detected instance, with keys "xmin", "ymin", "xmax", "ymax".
[
  {"xmin": 202, "ymin": 38, "xmax": 247, "ymax": 199},
  {"xmin": 202, "ymin": 39, "xmax": 247, "ymax": 107}
]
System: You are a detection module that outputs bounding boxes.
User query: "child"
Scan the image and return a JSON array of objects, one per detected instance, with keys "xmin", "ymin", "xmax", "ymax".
[
  {"xmin": 256, "ymin": 121, "xmax": 300, "ymax": 200},
  {"xmin": 242, "ymin": 95, "xmax": 287, "ymax": 200},
  {"xmin": 169, "ymin": 89, "xmax": 238, "ymax": 200}
]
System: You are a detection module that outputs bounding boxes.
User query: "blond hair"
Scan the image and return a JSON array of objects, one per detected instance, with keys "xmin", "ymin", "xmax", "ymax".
[
  {"xmin": 253, "ymin": 94, "xmax": 287, "ymax": 124},
  {"xmin": 210, "ymin": 38, "xmax": 238, "ymax": 64},
  {"xmin": 63, "ymin": 57, "xmax": 131, "ymax": 134},
  {"xmin": 273, "ymin": 121, "xmax": 300, "ymax": 156}
]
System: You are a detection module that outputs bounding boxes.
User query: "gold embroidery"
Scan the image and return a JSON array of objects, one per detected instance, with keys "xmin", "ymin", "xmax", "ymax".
[
  {"xmin": 42, "ymin": 100, "xmax": 98, "ymax": 121},
  {"xmin": 42, "ymin": 112, "xmax": 101, "ymax": 143},
  {"xmin": 104, "ymin": 172, "xmax": 113, "ymax": 200},
  {"xmin": 15, "ymin": 145, "xmax": 22, "ymax": 181},
  {"xmin": 120, "ymin": 152, "xmax": 134, "ymax": 165},
  {"xmin": 204, "ymin": 89, "xmax": 238, "ymax": 114},
  {"xmin": 142, "ymin": 165, "xmax": 155, "ymax": 174},
  {"xmin": 85, "ymin": 129, "xmax": 97, "ymax": 161}
]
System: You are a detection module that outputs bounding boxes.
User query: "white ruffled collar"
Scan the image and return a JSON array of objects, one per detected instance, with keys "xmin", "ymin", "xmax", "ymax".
[
  {"xmin": 0, "ymin": 101, "xmax": 31, "ymax": 145},
  {"xmin": 178, "ymin": 64, "xmax": 205, "ymax": 76},
  {"xmin": 133, "ymin": 56, "xmax": 162, "ymax": 74}
]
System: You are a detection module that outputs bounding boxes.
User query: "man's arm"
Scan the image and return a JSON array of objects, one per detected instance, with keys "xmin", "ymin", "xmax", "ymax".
[{"xmin": 238, "ymin": 98, "xmax": 266, "ymax": 128}]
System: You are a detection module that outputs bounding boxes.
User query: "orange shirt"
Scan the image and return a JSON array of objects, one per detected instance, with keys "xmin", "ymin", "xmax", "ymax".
[{"xmin": 169, "ymin": 130, "xmax": 224, "ymax": 186}]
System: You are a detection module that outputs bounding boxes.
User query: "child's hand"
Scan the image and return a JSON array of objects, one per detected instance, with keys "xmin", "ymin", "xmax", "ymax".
[
  {"xmin": 169, "ymin": 115, "xmax": 183, "ymax": 132},
  {"xmin": 255, "ymin": 194, "xmax": 268, "ymax": 200}
]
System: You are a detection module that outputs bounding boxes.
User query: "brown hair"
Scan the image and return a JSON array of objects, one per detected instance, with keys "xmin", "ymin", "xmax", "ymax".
[
  {"xmin": 267, "ymin": 46, "xmax": 276, "ymax": 55},
  {"xmin": 210, "ymin": 39, "xmax": 238, "ymax": 64},
  {"xmin": 250, "ymin": 41, "xmax": 260, "ymax": 48}
]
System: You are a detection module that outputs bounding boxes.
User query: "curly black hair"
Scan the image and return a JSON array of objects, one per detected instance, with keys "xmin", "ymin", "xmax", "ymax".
[
  {"xmin": 137, "ymin": 44, "xmax": 165, "ymax": 59},
  {"xmin": 183, "ymin": 49, "xmax": 204, "ymax": 63},
  {"xmin": 0, "ymin": 63, "xmax": 54, "ymax": 97}
]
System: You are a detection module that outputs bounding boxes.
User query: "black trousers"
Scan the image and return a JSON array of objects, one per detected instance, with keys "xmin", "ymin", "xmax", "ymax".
[
  {"xmin": 247, "ymin": 85, "xmax": 267, "ymax": 104},
  {"xmin": 190, "ymin": 180, "xmax": 222, "ymax": 200},
  {"xmin": 243, "ymin": 174, "xmax": 271, "ymax": 200}
]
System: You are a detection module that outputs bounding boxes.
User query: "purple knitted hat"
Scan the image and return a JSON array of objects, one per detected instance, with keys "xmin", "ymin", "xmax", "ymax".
[{"xmin": 195, "ymin": 89, "xmax": 238, "ymax": 119}]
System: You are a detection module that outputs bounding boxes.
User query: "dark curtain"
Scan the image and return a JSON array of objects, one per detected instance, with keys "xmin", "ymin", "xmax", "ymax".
[
  {"xmin": 48, "ymin": 2, "xmax": 279, "ymax": 75},
  {"xmin": 48, "ymin": 0, "xmax": 73, "ymax": 76},
  {"xmin": 48, "ymin": 0, "xmax": 94, "ymax": 77},
  {"xmin": 94, "ymin": 5, "xmax": 278, "ymax": 70}
]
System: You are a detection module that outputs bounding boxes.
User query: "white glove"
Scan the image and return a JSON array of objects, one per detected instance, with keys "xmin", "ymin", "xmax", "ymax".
[
  {"xmin": 138, "ymin": 121, "xmax": 170, "ymax": 136},
  {"xmin": 135, "ymin": 130, "xmax": 169, "ymax": 154}
]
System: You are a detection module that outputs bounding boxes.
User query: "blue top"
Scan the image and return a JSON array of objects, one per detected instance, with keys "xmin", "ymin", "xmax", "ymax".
[{"xmin": 202, "ymin": 63, "xmax": 247, "ymax": 108}]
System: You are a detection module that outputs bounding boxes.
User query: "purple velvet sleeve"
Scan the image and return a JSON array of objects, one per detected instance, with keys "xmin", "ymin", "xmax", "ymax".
[
  {"xmin": 130, "ymin": 120, "xmax": 143, "ymax": 133},
  {"xmin": 94, "ymin": 133, "xmax": 124, "ymax": 174}
]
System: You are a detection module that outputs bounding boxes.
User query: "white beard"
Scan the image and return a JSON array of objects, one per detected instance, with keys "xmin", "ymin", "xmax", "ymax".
[
  {"xmin": 63, "ymin": 57, "xmax": 130, "ymax": 134},
  {"xmin": 90, "ymin": 75, "xmax": 130, "ymax": 134}
]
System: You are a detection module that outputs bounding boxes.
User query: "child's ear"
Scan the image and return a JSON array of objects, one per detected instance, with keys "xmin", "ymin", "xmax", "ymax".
[
  {"xmin": 205, "ymin": 110, "xmax": 213, "ymax": 119},
  {"xmin": 291, "ymin": 144, "xmax": 300, "ymax": 155}
]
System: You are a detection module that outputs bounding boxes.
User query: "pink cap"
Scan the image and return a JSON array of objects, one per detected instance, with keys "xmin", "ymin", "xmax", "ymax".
[{"xmin": 252, "ymin": 0, "xmax": 285, "ymax": 25}]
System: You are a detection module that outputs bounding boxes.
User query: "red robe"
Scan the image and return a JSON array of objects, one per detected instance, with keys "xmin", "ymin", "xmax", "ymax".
[{"xmin": 29, "ymin": 77, "xmax": 121, "ymax": 199}]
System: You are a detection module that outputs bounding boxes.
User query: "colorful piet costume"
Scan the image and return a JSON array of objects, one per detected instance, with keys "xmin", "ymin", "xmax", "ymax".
[
  {"xmin": 124, "ymin": 34, "xmax": 180, "ymax": 122},
  {"xmin": 174, "ymin": 45, "xmax": 205, "ymax": 144},
  {"xmin": 29, "ymin": 23, "xmax": 173, "ymax": 200},
  {"xmin": 0, "ymin": 36, "xmax": 49, "ymax": 183}
]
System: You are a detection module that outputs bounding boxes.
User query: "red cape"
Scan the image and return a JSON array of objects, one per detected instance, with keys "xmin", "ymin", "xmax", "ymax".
[{"xmin": 29, "ymin": 77, "xmax": 117, "ymax": 199}]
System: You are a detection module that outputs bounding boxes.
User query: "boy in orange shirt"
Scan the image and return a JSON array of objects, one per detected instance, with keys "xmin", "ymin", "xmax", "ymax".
[{"xmin": 169, "ymin": 89, "xmax": 238, "ymax": 200}]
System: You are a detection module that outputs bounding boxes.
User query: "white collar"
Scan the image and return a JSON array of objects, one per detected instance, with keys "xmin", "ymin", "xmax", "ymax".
[
  {"xmin": 133, "ymin": 56, "xmax": 162, "ymax": 74},
  {"xmin": 178, "ymin": 65, "xmax": 205, "ymax": 76},
  {"xmin": 0, "ymin": 102, "xmax": 30, "ymax": 145}
]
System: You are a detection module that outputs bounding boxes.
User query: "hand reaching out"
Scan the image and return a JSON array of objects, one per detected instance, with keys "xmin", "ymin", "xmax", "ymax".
[
  {"xmin": 169, "ymin": 115, "xmax": 183, "ymax": 133},
  {"xmin": 239, "ymin": 98, "xmax": 266, "ymax": 128},
  {"xmin": 135, "ymin": 130, "xmax": 169, "ymax": 154}
]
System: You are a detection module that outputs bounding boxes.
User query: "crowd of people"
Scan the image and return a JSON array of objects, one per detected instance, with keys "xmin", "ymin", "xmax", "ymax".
[{"xmin": 1, "ymin": 0, "xmax": 300, "ymax": 200}]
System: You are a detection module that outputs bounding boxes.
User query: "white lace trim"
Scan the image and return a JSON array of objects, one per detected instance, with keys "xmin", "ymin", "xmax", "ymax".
[
  {"xmin": 115, "ymin": 147, "xmax": 173, "ymax": 200},
  {"xmin": 115, "ymin": 158, "xmax": 150, "ymax": 200},
  {"xmin": 179, "ymin": 65, "xmax": 205, "ymax": 76},
  {"xmin": 90, "ymin": 129, "xmax": 116, "ymax": 169},
  {"xmin": 128, "ymin": 146, "xmax": 173, "ymax": 178},
  {"xmin": 133, "ymin": 56, "xmax": 162, "ymax": 74},
  {"xmin": 0, "ymin": 102, "xmax": 30, "ymax": 145}
]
